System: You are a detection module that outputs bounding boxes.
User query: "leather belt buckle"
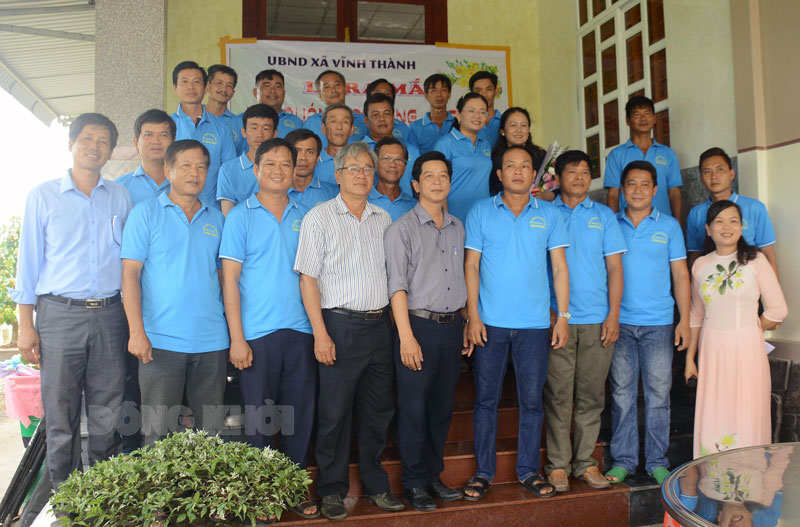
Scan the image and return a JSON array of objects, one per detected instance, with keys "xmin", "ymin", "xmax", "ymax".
[
  {"xmin": 435, "ymin": 313, "xmax": 455, "ymax": 323},
  {"xmin": 84, "ymin": 299, "xmax": 104, "ymax": 309},
  {"xmin": 365, "ymin": 309, "xmax": 383, "ymax": 320}
]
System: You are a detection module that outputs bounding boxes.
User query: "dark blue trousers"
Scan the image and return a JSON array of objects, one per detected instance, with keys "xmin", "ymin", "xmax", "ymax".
[{"xmin": 239, "ymin": 329, "xmax": 316, "ymax": 468}]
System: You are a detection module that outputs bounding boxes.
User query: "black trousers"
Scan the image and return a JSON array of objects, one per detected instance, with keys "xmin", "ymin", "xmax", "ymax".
[
  {"xmin": 315, "ymin": 310, "xmax": 394, "ymax": 499},
  {"xmin": 394, "ymin": 315, "xmax": 463, "ymax": 489}
]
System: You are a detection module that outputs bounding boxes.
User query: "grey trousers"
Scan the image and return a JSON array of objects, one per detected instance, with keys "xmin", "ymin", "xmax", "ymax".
[
  {"xmin": 138, "ymin": 347, "xmax": 227, "ymax": 445},
  {"xmin": 543, "ymin": 323, "xmax": 614, "ymax": 477},
  {"xmin": 37, "ymin": 296, "xmax": 128, "ymax": 489}
]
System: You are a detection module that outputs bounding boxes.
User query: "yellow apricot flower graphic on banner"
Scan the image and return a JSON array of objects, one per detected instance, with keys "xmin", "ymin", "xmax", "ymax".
[{"xmin": 444, "ymin": 60, "xmax": 503, "ymax": 97}]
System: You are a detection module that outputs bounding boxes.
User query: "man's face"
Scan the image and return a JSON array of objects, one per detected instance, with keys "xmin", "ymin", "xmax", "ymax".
[
  {"xmin": 207, "ymin": 72, "xmax": 236, "ymax": 105},
  {"xmin": 425, "ymin": 81, "xmax": 451, "ymax": 111},
  {"xmin": 700, "ymin": 155, "xmax": 735, "ymax": 195},
  {"xmin": 365, "ymin": 101, "xmax": 394, "ymax": 140},
  {"xmin": 472, "ymin": 78, "xmax": 497, "ymax": 108},
  {"xmin": 319, "ymin": 73, "xmax": 345, "ymax": 106},
  {"xmin": 626, "ymin": 105, "xmax": 655, "ymax": 134},
  {"xmin": 242, "ymin": 117, "xmax": 276, "ymax": 154},
  {"xmin": 557, "ymin": 161, "xmax": 591, "ymax": 198},
  {"xmin": 376, "ymin": 143, "xmax": 406, "ymax": 185},
  {"xmin": 173, "ymin": 68, "xmax": 206, "ymax": 105},
  {"xmin": 69, "ymin": 124, "xmax": 113, "ymax": 173},
  {"xmin": 293, "ymin": 137, "xmax": 320, "ymax": 179},
  {"xmin": 167, "ymin": 147, "xmax": 207, "ymax": 197},
  {"xmin": 254, "ymin": 146, "xmax": 294, "ymax": 194},
  {"xmin": 412, "ymin": 160, "xmax": 451, "ymax": 203},
  {"xmin": 134, "ymin": 122, "xmax": 173, "ymax": 164},
  {"xmin": 335, "ymin": 151, "xmax": 374, "ymax": 197},
  {"xmin": 497, "ymin": 148, "xmax": 535, "ymax": 195},
  {"xmin": 371, "ymin": 82, "xmax": 394, "ymax": 98},
  {"xmin": 321, "ymin": 108, "xmax": 354, "ymax": 147},
  {"xmin": 622, "ymin": 169, "xmax": 657, "ymax": 210},
  {"xmin": 254, "ymin": 75, "xmax": 285, "ymax": 110}
]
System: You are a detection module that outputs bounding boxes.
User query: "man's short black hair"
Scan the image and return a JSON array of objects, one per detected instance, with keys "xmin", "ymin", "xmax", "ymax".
[
  {"xmin": 366, "ymin": 78, "xmax": 396, "ymax": 99},
  {"xmin": 625, "ymin": 95, "xmax": 655, "ymax": 118},
  {"xmin": 165, "ymin": 139, "xmax": 210, "ymax": 167},
  {"xmin": 499, "ymin": 144, "xmax": 534, "ymax": 165},
  {"xmin": 363, "ymin": 92, "xmax": 395, "ymax": 116},
  {"xmin": 242, "ymin": 104, "xmax": 279, "ymax": 129},
  {"xmin": 621, "ymin": 160, "xmax": 657, "ymax": 186},
  {"xmin": 374, "ymin": 136, "xmax": 408, "ymax": 160},
  {"xmin": 255, "ymin": 69, "xmax": 285, "ymax": 85},
  {"xmin": 255, "ymin": 137, "xmax": 297, "ymax": 167},
  {"xmin": 468, "ymin": 70, "xmax": 498, "ymax": 90},
  {"xmin": 424, "ymin": 73, "xmax": 451, "ymax": 92},
  {"xmin": 172, "ymin": 61, "xmax": 207, "ymax": 86},
  {"xmin": 314, "ymin": 70, "xmax": 346, "ymax": 92},
  {"xmin": 134, "ymin": 109, "xmax": 176, "ymax": 141},
  {"xmin": 554, "ymin": 150, "xmax": 592, "ymax": 176},
  {"xmin": 285, "ymin": 129, "xmax": 323, "ymax": 156},
  {"xmin": 69, "ymin": 113, "xmax": 119, "ymax": 151},
  {"xmin": 207, "ymin": 64, "xmax": 238, "ymax": 87},
  {"xmin": 699, "ymin": 147, "xmax": 732, "ymax": 171},
  {"xmin": 411, "ymin": 151, "xmax": 452, "ymax": 199}
]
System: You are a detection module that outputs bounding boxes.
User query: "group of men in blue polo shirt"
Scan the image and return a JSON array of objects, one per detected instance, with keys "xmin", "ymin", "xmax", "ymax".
[{"xmin": 12, "ymin": 56, "xmax": 779, "ymax": 521}]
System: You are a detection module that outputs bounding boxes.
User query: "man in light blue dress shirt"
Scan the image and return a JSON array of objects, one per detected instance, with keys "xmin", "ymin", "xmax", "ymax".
[
  {"xmin": 253, "ymin": 69, "xmax": 304, "ymax": 138},
  {"xmin": 205, "ymin": 64, "xmax": 247, "ymax": 155},
  {"xmin": 12, "ymin": 113, "xmax": 132, "ymax": 488},
  {"xmin": 118, "ymin": 109, "xmax": 175, "ymax": 206}
]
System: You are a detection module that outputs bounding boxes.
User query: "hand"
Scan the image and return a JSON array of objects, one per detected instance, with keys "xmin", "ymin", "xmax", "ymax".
[
  {"xmin": 399, "ymin": 335, "xmax": 423, "ymax": 371},
  {"xmin": 600, "ymin": 315, "xmax": 620, "ymax": 347},
  {"xmin": 551, "ymin": 317, "xmax": 569, "ymax": 349},
  {"xmin": 548, "ymin": 309, "xmax": 557, "ymax": 341},
  {"xmin": 684, "ymin": 359, "xmax": 698, "ymax": 384},
  {"xmin": 467, "ymin": 316, "xmax": 487, "ymax": 348},
  {"xmin": 17, "ymin": 324, "xmax": 40, "ymax": 365},
  {"xmin": 128, "ymin": 331, "xmax": 153, "ymax": 364},
  {"xmin": 674, "ymin": 321, "xmax": 690, "ymax": 351},
  {"xmin": 760, "ymin": 315, "xmax": 780, "ymax": 331},
  {"xmin": 462, "ymin": 324, "xmax": 475, "ymax": 357},
  {"xmin": 531, "ymin": 186, "xmax": 542, "ymax": 197},
  {"xmin": 314, "ymin": 332, "xmax": 336, "ymax": 366},
  {"xmin": 229, "ymin": 338, "xmax": 253, "ymax": 370}
]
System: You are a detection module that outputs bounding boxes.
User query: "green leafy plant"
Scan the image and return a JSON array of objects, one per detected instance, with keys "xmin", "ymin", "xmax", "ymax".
[
  {"xmin": 0, "ymin": 216, "xmax": 20, "ymax": 347},
  {"xmin": 51, "ymin": 430, "xmax": 312, "ymax": 526}
]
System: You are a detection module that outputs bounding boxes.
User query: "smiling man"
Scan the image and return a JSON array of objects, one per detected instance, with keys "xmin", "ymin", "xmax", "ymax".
[
  {"xmin": 368, "ymin": 137, "xmax": 415, "ymax": 221},
  {"xmin": 118, "ymin": 109, "xmax": 176, "ymax": 205},
  {"xmin": 408, "ymin": 74, "xmax": 455, "ymax": 154},
  {"xmin": 303, "ymin": 70, "xmax": 366, "ymax": 148},
  {"xmin": 205, "ymin": 64, "xmax": 246, "ymax": 155},
  {"xmin": 12, "ymin": 113, "xmax": 132, "ymax": 488},
  {"xmin": 253, "ymin": 69, "xmax": 304, "ymax": 138}
]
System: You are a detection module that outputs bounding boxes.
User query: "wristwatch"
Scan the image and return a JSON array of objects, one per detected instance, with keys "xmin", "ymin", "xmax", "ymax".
[{"xmin": 557, "ymin": 312, "xmax": 571, "ymax": 321}]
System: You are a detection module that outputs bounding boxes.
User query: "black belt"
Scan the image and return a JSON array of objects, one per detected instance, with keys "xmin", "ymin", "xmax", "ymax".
[
  {"xmin": 408, "ymin": 309, "xmax": 461, "ymax": 324},
  {"xmin": 327, "ymin": 306, "xmax": 389, "ymax": 320},
  {"xmin": 41, "ymin": 293, "xmax": 121, "ymax": 309}
]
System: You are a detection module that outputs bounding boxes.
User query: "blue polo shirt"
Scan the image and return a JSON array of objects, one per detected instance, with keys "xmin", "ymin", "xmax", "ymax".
[
  {"xmin": 604, "ymin": 138, "xmax": 682, "ymax": 215},
  {"xmin": 367, "ymin": 188, "xmax": 415, "ymax": 221},
  {"xmin": 316, "ymin": 150, "xmax": 337, "ymax": 186},
  {"xmin": 686, "ymin": 192, "xmax": 776, "ymax": 252},
  {"xmin": 219, "ymin": 196, "xmax": 311, "ymax": 340},
  {"xmin": 171, "ymin": 104, "xmax": 237, "ymax": 209},
  {"xmin": 408, "ymin": 112, "xmax": 455, "ymax": 153},
  {"xmin": 617, "ymin": 208, "xmax": 686, "ymax": 326},
  {"xmin": 303, "ymin": 111, "xmax": 366, "ymax": 149},
  {"xmin": 465, "ymin": 194, "xmax": 569, "ymax": 329},
  {"xmin": 549, "ymin": 196, "xmax": 627, "ymax": 324},
  {"xmin": 217, "ymin": 154, "xmax": 256, "ymax": 207},
  {"xmin": 216, "ymin": 109, "xmax": 246, "ymax": 155},
  {"xmin": 121, "ymin": 193, "xmax": 229, "ymax": 353},
  {"xmin": 361, "ymin": 134, "xmax": 419, "ymax": 197},
  {"xmin": 393, "ymin": 119, "xmax": 410, "ymax": 142},
  {"xmin": 276, "ymin": 110, "xmax": 304, "ymax": 138},
  {"xmin": 434, "ymin": 129, "xmax": 492, "ymax": 223},
  {"xmin": 478, "ymin": 109, "xmax": 502, "ymax": 148},
  {"xmin": 117, "ymin": 166, "xmax": 170, "ymax": 205},
  {"xmin": 288, "ymin": 176, "xmax": 338, "ymax": 210}
]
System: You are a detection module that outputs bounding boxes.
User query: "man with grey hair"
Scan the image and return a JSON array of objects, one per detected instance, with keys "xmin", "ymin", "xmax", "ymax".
[
  {"xmin": 303, "ymin": 70, "xmax": 366, "ymax": 148},
  {"xmin": 295, "ymin": 141, "xmax": 403, "ymax": 520},
  {"xmin": 316, "ymin": 103, "xmax": 355, "ymax": 185}
]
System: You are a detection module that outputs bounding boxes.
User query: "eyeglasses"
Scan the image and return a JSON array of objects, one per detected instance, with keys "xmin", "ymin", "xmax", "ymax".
[
  {"xmin": 339, "ymin": 165, "xmax": 375, "ymax": 175},
  {"xmin": 379, "ymin": 155, "xmax": 407, "ymax": 165}
]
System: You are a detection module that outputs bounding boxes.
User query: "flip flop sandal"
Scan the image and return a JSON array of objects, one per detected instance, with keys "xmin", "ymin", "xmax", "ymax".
[
  {"xmin": 652, "ymin": 466, "xmax": 670, "ymax": 485},
  {"xmin": 289, "ymin": 499, "xmax": 320, "ymax": 519},
  {"xmin": 519, "ymin": 474, "xmax": 556, "ymax": 498},
  {"xmin": 463, "ymin": 475, "xmax": 490, "ymax": 501},
  {"xmin": 604, "ymin": 466, "xmax": 628, "ymax": 484}
]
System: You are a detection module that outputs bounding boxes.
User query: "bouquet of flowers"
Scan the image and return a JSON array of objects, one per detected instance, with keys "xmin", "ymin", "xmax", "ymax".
[{"xmin": 531, "ymin": 141, "xmax": 567, "ymax": 195}]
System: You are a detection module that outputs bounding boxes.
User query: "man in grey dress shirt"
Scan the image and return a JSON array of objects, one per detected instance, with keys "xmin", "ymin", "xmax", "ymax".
[
  {"xmin": 294, "ymin": 141, "xmax": 404, "ymax": 520},
  {"xmin": 384, "ymin": 151, "xmax": 471, "ymax": 511}
]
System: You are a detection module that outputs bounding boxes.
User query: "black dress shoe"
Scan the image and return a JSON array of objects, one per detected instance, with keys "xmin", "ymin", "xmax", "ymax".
[
  {"xmin": 428, "ymin": 478, "xmax": 462, "ymax": 501},
  {"xmin": 320, "ymin": 494, "xmax": 347, "ymax": 521},
  {"xmin": 403, "ymin": 487, "xmax": 437, "ymax": 511}
]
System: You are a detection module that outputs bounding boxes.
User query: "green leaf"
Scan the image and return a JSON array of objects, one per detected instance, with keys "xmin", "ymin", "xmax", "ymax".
[
  {"xmin": 729, "ymin": 260, "xmax": 737, "ymax": 272},
  {"xmin": 719, "ymin": 281, "xmax": 727, "ymax": 294},
  {"xmin": 716, "ymin": 264, "xmax": 726, "ymax": 273}
]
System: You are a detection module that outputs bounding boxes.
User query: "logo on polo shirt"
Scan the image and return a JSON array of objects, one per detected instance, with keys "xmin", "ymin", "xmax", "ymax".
[
  {"xmin": 284, "ymin": 119, "xmax": 296, "ymax": 129},
  {"xmin": 742, "ymin": 218, "xmax": 749, "ymax": 230},
  {"xmin": 482, "ymin": 149, "xmax": 491, "ymax": 157},
  {"xmin": 202, "ymin": 133, "xmax": 218, "ymax": 145},
  {"xmin": 354, "ymin": 125, "xmax": 362, "ymax": 135},
  {"xmin": 292, "ymin": 220, "xmax": 302, "ymax": 232},
  {"xmin": 393, "ymin": 129, "xmax": 403, "ymax": 139},
  {"xmin": 529, "ymin": 216, "xmax": 546, "ymax": 229},
  {"xmin": 588, "ymin": 217, "xmax": 602, "ymax": 229},
  {"xmin": 203, "ymin": 224, "xmax": 219, "ymax": 237},
  {"xmin": 651, "ymin": 231, "xmax": 668, "ymax": 244},
  {"xmin": 654, "ymin": 155, "xmax": 667, "ymax": 166}
]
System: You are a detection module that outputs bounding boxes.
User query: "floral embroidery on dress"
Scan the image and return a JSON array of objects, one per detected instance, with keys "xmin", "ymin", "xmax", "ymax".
[{"xmin": 701, "ymin": 260, "xmax": 744, "ymax": 303}]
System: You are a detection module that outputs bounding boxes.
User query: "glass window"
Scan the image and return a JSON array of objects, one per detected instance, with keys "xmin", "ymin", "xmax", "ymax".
[
  {"xmin": 625, "ymin": 4, "xmax": 641, "ymax": 29},
  {"xmin": 647, "ymin": 0, "xmax": 665, "ymax": 43},
  {"xmin": 601, "ymin": 45, "xmax": 617, "ymax": 94},
  {"xmin": 626, "ymin": 33, "xmax": 644, "ymax": 85},
  {"xmin": 584, "ymin": 83, "xmax": 599, "ymax": 128},
  {"xmin": 650, "ymin": 48, "xmax": 668, "ymax": 102},
  {"xmin": 587, "ymin": 134, "xmax": 601, "ymax": 179},
  {"xmin": 582, "ymin": 33, "xmax": 597, "ymax": 78},
  {"xmin": 654, "ymin": 109, "xmax": 670, "ymax": 146},
  {"xmin": 604, "ymin": 99, "xmax": 619, "ymax": 147},
  {"xmin": 265, "ymin": 0, "xmax": 338, "ymax": 39},
  {"xmin": 600, "ymin": 19, "xmax": 615, "ymax": 41},
  {"xmin": 357, "ymin": 1, "xmax": 425, "ymax": 42}
]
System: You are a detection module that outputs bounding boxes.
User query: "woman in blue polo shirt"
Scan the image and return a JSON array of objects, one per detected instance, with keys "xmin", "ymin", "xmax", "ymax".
[{"xmin": 434, "ymin": 93, "xmax": 492, "ymax": 223}]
